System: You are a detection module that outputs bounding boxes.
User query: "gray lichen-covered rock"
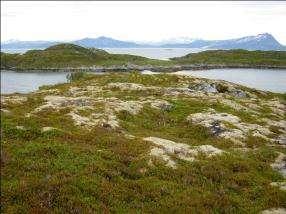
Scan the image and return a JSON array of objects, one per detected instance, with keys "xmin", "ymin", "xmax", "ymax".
[
  {"xmin": 188, "ymin": 81, "xmax": 248, "ymax": 98},
  {"xmin": 188, "ymin": 82, "xmax": 218, "ymax": 93},
  {"xmin": 0, "ymin": 108, "xmax": 11, "ymax": 114},
  {"xmin": 271, "ymin": 152, "xmax": 286, "ymax": 178},
  {"xmin": 149, "ymin": 100, "xmax": 172, "ymax": 111},
  {"xmin": 229, "ymin": 89, "xmax": 248, "ymax": 98},
  {"xmin": 277, "ymin": 134, "xmax": 286, "ymax": 145},
  {"xmin": 261, "ymin": 208, "xmax": 286, "ymax": 214},
  {"xmin": 187, "ymin": 109, "xmax": 279, "ymax": 145},
  {"xmin": 270, "ymin": 182, "xmax": 286, "ymax": 191},
  {"xmin": 1, "ymin": 96, "xmax": 28, "ymax": 105},
  {"xmin": 144, "ymin": 136, "xmax": 224, "ymax": 168},
  {"xmin": 41, "ymin": 127, "xmax": 58, "ymax": 132}
]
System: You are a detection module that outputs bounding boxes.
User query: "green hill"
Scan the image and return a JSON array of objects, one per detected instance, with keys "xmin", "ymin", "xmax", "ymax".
[
  {"xmin": 171, "ymin": 49, "xmax": 286, "ymax": 67},
  {"xmin": 1, "ymin": 44, "xmax": 286, "ymax": 70},
  {"xmin": 1, "ymin": 43, "xmax": 170, "ymax": 69}
]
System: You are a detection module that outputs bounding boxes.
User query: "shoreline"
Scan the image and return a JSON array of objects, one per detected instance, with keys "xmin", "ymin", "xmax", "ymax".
[
  {"xmin": 2, "ymin": 64, "xmax": 286, "ymax": 73},
  {"xmin": 2, "ymin": 67, "xmax": 286, "ymax": 95}
]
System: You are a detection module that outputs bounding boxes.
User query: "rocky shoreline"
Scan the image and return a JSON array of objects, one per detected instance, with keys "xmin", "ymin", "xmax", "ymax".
[{"xmin": 3, "ymin": 64, "xmax": 286, "ymax": 73}]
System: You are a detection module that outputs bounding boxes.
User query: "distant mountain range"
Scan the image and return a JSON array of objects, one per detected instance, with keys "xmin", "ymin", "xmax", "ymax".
[{"xmin": 1, "ymin": 33, "xmax": 285, "ymax": 51}]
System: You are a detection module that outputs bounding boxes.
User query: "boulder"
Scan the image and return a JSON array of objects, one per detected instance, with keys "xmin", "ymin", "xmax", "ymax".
[
  {"xmin": 229, "ymin": 89, "xmax": 247, "ymax": 98},
  {"xmin": 188, "ymin": 82, "xmax": 218, "ymax": 93},
  {"xmin": 188, "ymin": 81, "xmax": 248, "ymax": 98}
]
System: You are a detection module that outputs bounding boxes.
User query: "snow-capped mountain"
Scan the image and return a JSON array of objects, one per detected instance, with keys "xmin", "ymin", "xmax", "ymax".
[
  {"xmin": 205, "ymin": 33, "xmax": 285, "ymax": 50},
  {"xmin": 1, "ymin": 33, "xmax": 285, "ymax": 51}
]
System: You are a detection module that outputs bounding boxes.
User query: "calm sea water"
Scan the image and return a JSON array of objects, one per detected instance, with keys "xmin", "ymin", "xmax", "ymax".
[
  {"xmin": 104, "ymin": 48, "xmax": 204, "ymax": 60},
  {"xmin": 1, "ymin": 71, "xmax": 70, "ymax": 94},
  {"xmin": 1, "ymin": 69, "xmax": 286, "ymax": 94},
  {"xmin": 2, "ymin": 48, "xmax": 285, "ymax": 94},
  {"xmin": 175, "ymin": 69, "xmax": 286, "ymax": 93}
]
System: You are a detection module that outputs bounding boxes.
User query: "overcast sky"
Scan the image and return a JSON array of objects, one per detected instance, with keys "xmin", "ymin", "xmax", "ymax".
[{"xmin": 1, "ymin": 1, "xmax": 286, "ymax": 44}]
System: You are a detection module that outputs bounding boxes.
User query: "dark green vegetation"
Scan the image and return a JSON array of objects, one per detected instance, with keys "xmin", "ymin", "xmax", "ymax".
[
  {"xmin": 172, "ymin": 49, "xmax": 286, "ymax": 67},
  {"xmin": 1, "ymin": 44, "xmax": 286, "ymax": 70},
  {"xmin": 1, "ymin": 72, "xmax": 286, "ymax": 213},
  {"xmin": 0, "ymin": 44, "xmax": 171, "ymax": 69}
]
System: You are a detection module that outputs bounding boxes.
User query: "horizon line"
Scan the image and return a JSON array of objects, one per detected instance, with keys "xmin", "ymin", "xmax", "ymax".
[{"xmin": 1, "ymin": 32, "xmax": 285, "ymax": 46}]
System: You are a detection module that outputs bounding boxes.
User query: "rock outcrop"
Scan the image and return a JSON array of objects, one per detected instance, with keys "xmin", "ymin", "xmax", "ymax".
[
  {"xmin": 188, "ymin": 81, "xmax": 248, "ymax": 98},
  {"xmin": 187, "ymin": 108, "xmax": 284, "ymax": 145},
  {"xmin": 144, "ymin": 136, "xmax": 223, "ymax": 168}
]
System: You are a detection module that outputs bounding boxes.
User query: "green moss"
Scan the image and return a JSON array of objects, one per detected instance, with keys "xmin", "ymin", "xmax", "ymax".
[
  {"xmin": 1, "ymin": 72, "xmax": 286, "ymax": 212},
  {"xmin": 223, "ymin": 121, "xmax": 238, "ymax": 129}
]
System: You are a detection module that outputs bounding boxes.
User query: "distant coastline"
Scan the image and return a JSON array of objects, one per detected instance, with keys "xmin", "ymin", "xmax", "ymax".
[
  {"xmin": 3, "ymin": 64, "xmax": 286, "ymax": 73},
  {"xmin": 2, "ymin": 43, "xmax": 286, "ymax": 72}
]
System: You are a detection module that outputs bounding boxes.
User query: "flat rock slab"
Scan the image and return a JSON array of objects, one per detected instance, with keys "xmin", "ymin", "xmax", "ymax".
[
  {"xmin": 261, "ymin": 208, "xmax": 286, "ymax": 214},
  {"xmin": 143, "ymin": 136, "xmax": 223, "ymax": 168}
]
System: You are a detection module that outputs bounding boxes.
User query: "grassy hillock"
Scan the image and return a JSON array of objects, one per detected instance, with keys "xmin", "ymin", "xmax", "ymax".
[
  {"xmin": 171, "ymin": 49, "xmax": 286, "ymax": 67},
  {"xmin": 1, "ymin": 43, "xmax": 171, "ymax": 69},
  {"xmin": 1, "ymin": 72, "xmax": 286, "ymax": 212}
]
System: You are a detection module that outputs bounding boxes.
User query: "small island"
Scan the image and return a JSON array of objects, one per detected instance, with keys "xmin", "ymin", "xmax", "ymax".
[{"xmin": 1, "ymin": 43, "xmax": 286, "ymax": 72}]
